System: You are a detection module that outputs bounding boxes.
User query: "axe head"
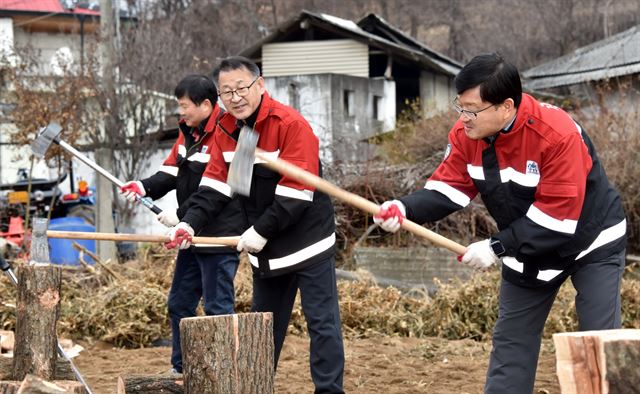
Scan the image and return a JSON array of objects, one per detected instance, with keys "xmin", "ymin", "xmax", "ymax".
[
  {"xmin": 227, "ymin": 126, "xmax": 258, "ymax": 196},
  {"xmin": 31, "ymin": 122, "xmax": 62, "ymax": 158}
]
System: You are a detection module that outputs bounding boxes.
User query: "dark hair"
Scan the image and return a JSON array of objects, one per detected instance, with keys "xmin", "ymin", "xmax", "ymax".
[
  {"xmin": 212, "ymin": 56, "xmax": 261, "ymax": 86},
  {"xmin": 454, "ymin": 53, "xmax": 522, "ymax": 108},
  {"xmin": 174, "ymin": 74, "xmax": 217, "ymax": 106}
]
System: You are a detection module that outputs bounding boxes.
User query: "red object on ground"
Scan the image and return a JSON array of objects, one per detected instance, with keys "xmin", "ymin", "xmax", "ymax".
[{"xmin": 0, "ymin": 216, "xmax": 25, "ymax": 247}]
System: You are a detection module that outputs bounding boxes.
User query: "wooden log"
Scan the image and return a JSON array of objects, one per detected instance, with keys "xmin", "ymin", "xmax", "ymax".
[
  {"xmin": 0, "ymin": 381, "xmax": 20, "ymax": 394},
  {"xmin": 16, "ymin": 374, "xmax": 84, "ymax": 393},
  {"xmin": 0, "ymin": 358, "xmax": 75, "ymax": 381},
  {"xmin": 553, "ymin": 329, "xmax": 640, "ymax": 394},
  {"xmin": 12, "ymin": 264, "xmax": 62, "ymax": 381},
  {"xmin": 116, "ymin": 375, "xmax": 183, "ymax": 394},
  {"xmin": 180, "ymin": 313, "xmax": 274, "ymax": 394},
  {"xmin": 0, "ymin": 377, "xmax": 85, "ymax": 394},
  {"xmin": 601, "ymin": 337, "xmax": 640, "ymax": 393}
]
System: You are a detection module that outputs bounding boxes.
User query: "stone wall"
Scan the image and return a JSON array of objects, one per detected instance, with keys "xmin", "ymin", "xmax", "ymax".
[{"xmin": 353, "ymin": 246, "xmax": 474, "ymax": 294}]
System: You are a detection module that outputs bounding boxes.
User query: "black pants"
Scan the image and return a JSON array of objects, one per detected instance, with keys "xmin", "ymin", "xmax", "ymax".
[
  {"xmin": 168, "ymin": 249, "xmax": 239, "ymax": 372},
  {"xmin": 485, "ymin": 249, "xmax": 625, "ymax": 393},
  {"xmin": 252, "ymin": 256, "xmax": 345, "ymax": 394}
]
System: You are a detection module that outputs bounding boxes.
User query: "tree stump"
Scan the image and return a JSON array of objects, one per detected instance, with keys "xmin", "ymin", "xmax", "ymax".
[
  {"xmin": 554, "ymin": 329, "xmax": 640, "ymax": 394},
  {"xmin": 13, "ymin": 219, "xmax": 61, "ymax": 382},
  {"xmin": 116, "ymin": 375, "xmax": 183, "ymax": 394},
  {"xmin": 180, "ymin": 313, "xmax": 274, "ymax": 394}
]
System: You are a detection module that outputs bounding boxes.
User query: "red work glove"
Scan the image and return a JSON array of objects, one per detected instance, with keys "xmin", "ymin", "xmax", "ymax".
[
  {"xmin": 373, "ymin": 200, "xmax": 406, "ymax": 233},
  {"xmin": 120, "ymin": 181, "xmax": 145, "ymax": 203},
  {"xmin": 165, "ymin": 222, "xmax": 194, "ymax": 250}
]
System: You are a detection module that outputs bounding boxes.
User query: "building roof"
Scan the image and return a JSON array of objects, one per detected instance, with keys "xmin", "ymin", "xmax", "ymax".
[
  {"xmin": 523, "ymin": 25, "xmax": 640, "ymax": 90},
  {"xmin": 357, "ymin": 13, "xmax": 462, "ymax": 75},
  {"xmin": 239, "ymin": 10, "xmax": 462, "ymax": 77},
  {"xmin": 0, "ymin": 0, "xmax": 99, "ymax": 16}
]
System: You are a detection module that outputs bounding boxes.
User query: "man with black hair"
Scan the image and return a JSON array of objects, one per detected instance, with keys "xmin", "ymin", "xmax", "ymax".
[
  {"xmin": 165, "ymin": 57, "xmax": 345, "ymax": 393},
  {"xmin": 375, "ymin": 53, "xmax": 626, "ymax": 392},
  {"xmin": 120, "ymin": 74, "xmax": 244, "ymax": 375}
]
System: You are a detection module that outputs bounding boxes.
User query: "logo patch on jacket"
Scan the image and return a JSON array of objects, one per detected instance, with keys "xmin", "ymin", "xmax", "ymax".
[
  {"xmin": 201, "ymin": 146, "xmax": 208, "ymax": 153},
  {"xmin": 526, "ymin": 160, "xmax": 539, "ymax": 175},
  {"xmin": 443, "ymin": 144, "xmax": 452, "ymax": 161}
]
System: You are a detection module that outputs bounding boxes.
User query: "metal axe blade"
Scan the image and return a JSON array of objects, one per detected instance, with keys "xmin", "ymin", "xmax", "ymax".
[
  {"xmin": 31, "ymin": 122, "xmax": 62, "ymax": 158},
  {"xmin": 227, "ymin": 126, "xmax": 259, "ymax": 196},
  {"xmin": 30, "ymin": 123, "xmax": 164, "ymax": 215}
]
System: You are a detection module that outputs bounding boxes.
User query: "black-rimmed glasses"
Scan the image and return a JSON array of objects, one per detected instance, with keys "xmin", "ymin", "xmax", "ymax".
[
  {"xmin": 453, "ymin": 99, "xmax": 496, "ymax": 120},
  {"xmin": 218, "ymin": 76, "xmax": 260, "ymax": 101}
]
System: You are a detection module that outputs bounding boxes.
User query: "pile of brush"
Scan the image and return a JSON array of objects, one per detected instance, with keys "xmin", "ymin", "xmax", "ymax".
[{"xmin": 0, "ymin": 245, "xmax": 638, "ymax": 348}]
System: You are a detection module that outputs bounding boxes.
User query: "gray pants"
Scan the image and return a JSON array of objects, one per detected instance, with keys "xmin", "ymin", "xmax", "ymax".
[{"xmin": 484, "ymin": 250, "xmax": 625, "ymax": 394}]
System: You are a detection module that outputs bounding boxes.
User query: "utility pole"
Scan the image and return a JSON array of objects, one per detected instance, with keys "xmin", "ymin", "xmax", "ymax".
[{"xmin": 97, "ymin": 0, "xmax": 117, "ymax": 262}]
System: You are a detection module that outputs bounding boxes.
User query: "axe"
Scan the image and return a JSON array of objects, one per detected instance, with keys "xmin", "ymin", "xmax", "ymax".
[
  {"xmin": 31, "ymin": 123, "xmax": 163, "ymax": 214},
  {"xmin": 227, "ymin": 127, "xmax": 466, "ymax": 255}
]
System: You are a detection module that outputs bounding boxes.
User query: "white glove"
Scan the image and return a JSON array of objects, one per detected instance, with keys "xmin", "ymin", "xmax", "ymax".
[
  {"xmin": 165, "ymin": 222, "xmax": 194, "ymax": 250},
  {"xmin": 237, "ymin": 226, "xmax": 267, "ymax": 253},
  {"xmin": 461, "ymin": 239, "xmax": 500, "ymax": 270},
  {"xmin": 373, "ymin": 200, "xmax": 406, "ymax": 233},
  {"xmin": 157, "ymin": 209, "xmax": 180, "ymax": 227},
  {"xmin": 120, "ymin": 181, "xmax": 145, "ymax": 203}
]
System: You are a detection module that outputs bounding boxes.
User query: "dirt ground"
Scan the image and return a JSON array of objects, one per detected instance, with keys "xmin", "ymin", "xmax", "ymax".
[{"xmin": 73, "ymin": 335, "xmax": 560, "ymax": 393}]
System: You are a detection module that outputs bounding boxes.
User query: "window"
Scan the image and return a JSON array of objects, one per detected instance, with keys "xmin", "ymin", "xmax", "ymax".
[
  {"xmin": 373, "ymin": 95, "xmax": 383, "ymax": 121},
  {"xmin": 288, "ymin": 83, "xmax": 300, "ymax": 111},
  {"xmin": 343, "ymin": 90, "xmax": 355, "ymax": 117}
]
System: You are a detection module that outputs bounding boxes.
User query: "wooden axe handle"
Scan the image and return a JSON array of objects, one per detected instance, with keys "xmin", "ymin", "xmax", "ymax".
[
  {"xmin": 46, "ymin": 231, "xmax": 239, "ymax": 247},
  {"xmin": 256, "ymin": 152, "xmax": 467, "ymax": 255}
]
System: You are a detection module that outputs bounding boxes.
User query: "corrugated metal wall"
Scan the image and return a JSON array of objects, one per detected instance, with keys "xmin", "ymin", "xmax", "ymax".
[{"xmin": 263, "ymin": 39, "xmax": 368, "ymax": 77}]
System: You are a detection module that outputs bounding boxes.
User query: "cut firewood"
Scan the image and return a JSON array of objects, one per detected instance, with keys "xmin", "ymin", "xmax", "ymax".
[
  {"xmin": 553, "ymin": 329, "xmax": 640, "ymax": 394},
  {"xmin": 0, "ymin": 374, "xmax": 85, "ymax": 393},
  {"xmin": 0, "ymin": 358, "xmax": 75, "ymax": 381},
  {"xmin": 116, "ymin": 375, "xmax": 183, "ymax": 394},
  {"xmin": 0, "ymin": 332, "xmax": 14, "ymax": 353}
]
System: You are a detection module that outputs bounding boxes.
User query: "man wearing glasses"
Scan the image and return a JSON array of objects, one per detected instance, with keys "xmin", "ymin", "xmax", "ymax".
[
  {"xmin": 121, "ymin": 74, "xmax": 243, "ymax": 375},
  {"xmin": 375, "ymin": 53, "xmax": 626, "ymax": 393},
  {"xmin": 166, "ymin": 56, "xmax": 344, "ymax": 393}
]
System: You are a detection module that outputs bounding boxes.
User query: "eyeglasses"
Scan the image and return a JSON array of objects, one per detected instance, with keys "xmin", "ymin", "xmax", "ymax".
[
  {"xmin": 453, "ymin": 99, "xmax": 496, "ymax": 120},
  {"xmin": 218, "ymin": 76, "xmax": 260, "ymax": 101}
]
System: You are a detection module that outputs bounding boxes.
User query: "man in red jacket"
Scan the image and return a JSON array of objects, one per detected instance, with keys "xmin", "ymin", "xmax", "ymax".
[
  {"xmin": 376, "ymin": 53, "xmax": 626, "ymax": 393},
  {"xmin": 166, "ymin": 57, "xmax": 344, "ymax": 393},
  {"xmin": 120, "ymin": 75, "xmax": 243, "ymax": 375}
]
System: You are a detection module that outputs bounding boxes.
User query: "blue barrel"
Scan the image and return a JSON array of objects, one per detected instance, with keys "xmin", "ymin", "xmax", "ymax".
[{"xmin": 48, "ymin": 217, "xmax": 96, "ymax": 265}]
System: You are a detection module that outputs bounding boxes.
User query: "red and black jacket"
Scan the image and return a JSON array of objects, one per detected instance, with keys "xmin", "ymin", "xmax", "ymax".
[
  {"xmin": 400, "ymin": 93, "xmax": 626, "ymax": 287},
  {"xmin": 181, "ymin": 92, "xmax": 336, "ymax": 277},
  {"xmin": 140, "ymin": 105, "xmax": 244, "ymax": 253}
]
